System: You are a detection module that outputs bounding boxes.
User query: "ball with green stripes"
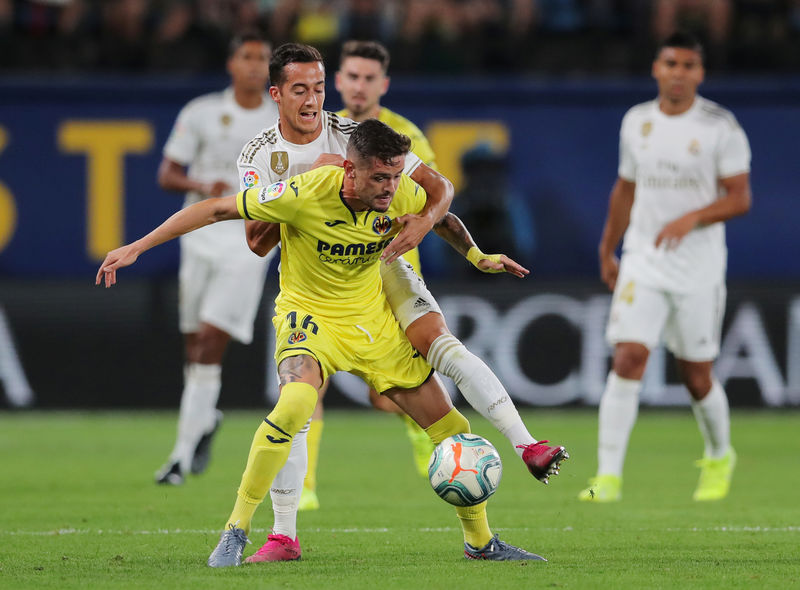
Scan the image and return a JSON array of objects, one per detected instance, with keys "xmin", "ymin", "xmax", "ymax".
[{"xmin": 428, "ymin": 433, "xmax": 502, "ymax": 506}]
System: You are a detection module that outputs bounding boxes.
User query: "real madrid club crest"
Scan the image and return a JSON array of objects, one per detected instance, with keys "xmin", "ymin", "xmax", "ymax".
[
  {"xmin": 288, "ymin": 330, "xmax": 307, "ymax": 345},
  {"xmin": 641, "ymin": 121, "xmax": 652, "ymax": 137},
  {"xmin": 688, "ymin": 139, "xmax": 701, "ymax": 155},
  {"xmin": 220, "ymin": 114, "xmax": 232, "ymax": 127},
  {"xmin": 372, "ymin": 215, "xmax": 392, "ymax": 235},
  {"xmin": 271, "ymin": 151, "xmax": 288, "ymax": 175}
]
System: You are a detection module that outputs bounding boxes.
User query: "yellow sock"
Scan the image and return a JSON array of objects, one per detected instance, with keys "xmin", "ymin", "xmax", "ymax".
[
  {"xmin": 303, "ymin": 419, "xmax": 324, "ymax": 492},
  {"xmin": 424, "ymin": 409, "xmax": 493, "ymax": 548},
  {"xmin": 225, "ymin": 382, "xmax": 318, "ymax": 533}
]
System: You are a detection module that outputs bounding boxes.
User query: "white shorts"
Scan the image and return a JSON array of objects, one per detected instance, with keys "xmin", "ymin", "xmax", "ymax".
[
  {"xmin": 178, "ymin": 248, "xmax": 271, "ymax": 344},
  {"xmin": 380, "ymin": 258, "xmax": 442, "ymax": 332},
  {"xmin": 605, "ymin": 272, "xmax": 726, "ymax": 362}
]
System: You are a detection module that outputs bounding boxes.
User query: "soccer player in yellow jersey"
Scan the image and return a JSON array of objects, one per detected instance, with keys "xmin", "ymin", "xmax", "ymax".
[
  {"xmin": 237, "ymin": 44, "xmax": 567, "ymax": 560},
  {"xmin": 280, "ymin": 39, "xmax": 441, "ymax": 506},
  {"xmin": 97, "ymin": 119, "xmax": 548, "ymax": 564}
]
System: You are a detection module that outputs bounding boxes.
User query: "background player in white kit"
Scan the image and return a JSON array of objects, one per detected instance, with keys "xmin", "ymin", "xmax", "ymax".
[
  {"xmin": 580, "ymin": 31, "xmax": 752, "ymax": 503},
  {"xmin": 154, "ymin": 33, "xmax": 279, "ymax": 486},
  {"xmin": 236, "ymin": 43, "xmax": 568, "ymax": 563}
]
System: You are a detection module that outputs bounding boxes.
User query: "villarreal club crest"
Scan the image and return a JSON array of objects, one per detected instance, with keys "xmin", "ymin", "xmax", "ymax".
[{"xmin": 372, "ymin": 215, "xmax": 392, "ymax": 236}]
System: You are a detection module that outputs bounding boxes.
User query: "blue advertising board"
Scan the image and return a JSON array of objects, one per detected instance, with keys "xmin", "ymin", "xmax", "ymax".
[{"xmin": 0, "ymin": 76, "xmax": 798, "ymax": 279}]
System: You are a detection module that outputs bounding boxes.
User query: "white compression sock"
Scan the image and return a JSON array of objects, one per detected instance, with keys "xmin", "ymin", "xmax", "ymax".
[
  {"xmin": 170, "ymin": 363, "xmax": 222, "ymax": 472},
  {"xmin": 597, "ymin": 371, "xmax": 641, "ymax": 477},
  {"xmin": 427, "ymin": 334, "xmax": 535, "ymax": 457},
  {"xmin": 690, "ymin": 378, "xmax": 731, "ymax": 459},
  {"xmin": 270, "ymin": 419, "xmax": 309, "ymax": 539}
]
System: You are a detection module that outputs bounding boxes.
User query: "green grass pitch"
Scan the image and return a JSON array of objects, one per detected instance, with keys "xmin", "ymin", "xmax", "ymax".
[{"xmin": 1, "ymin": 408, "xmax": 798, "ymax": 589}]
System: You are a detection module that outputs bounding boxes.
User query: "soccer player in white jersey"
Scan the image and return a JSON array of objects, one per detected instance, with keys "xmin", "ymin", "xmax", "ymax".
[
  {"xmin": 235, "ymin": 43, "xmax": 568, "ymax": 562},
  {"xmin": 153, "ymin": 33, "xmax": 279, "ymax": 486},
  {"xmin": 579, "ymin": 31, "xmax": 752, "ymax": 503}
]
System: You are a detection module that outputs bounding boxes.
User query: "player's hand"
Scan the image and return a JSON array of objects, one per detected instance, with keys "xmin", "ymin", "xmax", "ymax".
[
  {"xmin": 655, "ymin": 212, "xmax": 699, "ymax": 250},
  {"xmin": 599, "ymin": 253, "xmax": 619, "ymax": 291},
  {"xmin": 95, "ymin": 243, "xmax": 141, "ymax": 288},
  {"xmin": 204, "ymin": 180, "xmax": 232, "ymax": 197},
  {"xmin": 475, "ymin": 253, "xmax": 530, "ymax": 278},
  {"xmin": 311, "ymin": 153, "xmax": 345, "ymax": 170},
  {"xmin": 381, "ymin": 213, "xmax": 433, "ymax": 264}
]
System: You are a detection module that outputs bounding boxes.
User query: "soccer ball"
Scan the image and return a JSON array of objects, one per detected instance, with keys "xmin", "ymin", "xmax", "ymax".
[{"xmin": 428, "ymin": 433, "xmax": 502, "ymax": 506}]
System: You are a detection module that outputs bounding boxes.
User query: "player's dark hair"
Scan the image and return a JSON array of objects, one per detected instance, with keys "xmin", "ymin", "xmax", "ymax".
[
  {"xmin": 228, "ymin": 31, "xmax": 270, "ymax": 58},
  {"xmin": 340, "ymin": 40, "xmax": 390, "ymax": 73},
  {"xmin": 270, "ymin": 43, "xmax": 324, "ymax": 87},
  {"xmin": 347, "ymin": 119, "xmax": 411, "ymax": 165},
  {"xmin": 657, "ymin": 31, "xmax": 704, "ymax": 61}
]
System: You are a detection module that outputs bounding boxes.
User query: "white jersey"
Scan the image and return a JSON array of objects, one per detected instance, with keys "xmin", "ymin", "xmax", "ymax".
[
  {"xmin": 163, "ymin": 87, "xmax": 279, "ymax": 260},
  {"xmin": 618, "ymin": 96, "xmax": 751, "ymax": 292},
  {"xmin": 236, "ymin": 110, "xmax": 422, "ymax": 189}
]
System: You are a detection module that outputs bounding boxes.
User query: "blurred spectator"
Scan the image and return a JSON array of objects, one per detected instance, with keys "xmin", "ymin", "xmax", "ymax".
[
  {"xmin": 2, "ymin": 0, "xmax": 800, "ymax": 73},
  {"xmin": 651, "ymin": 0, "xmax": 732, "ymax": 66}
]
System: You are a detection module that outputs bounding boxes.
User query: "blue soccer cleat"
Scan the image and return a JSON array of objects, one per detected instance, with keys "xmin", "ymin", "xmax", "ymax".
[
  {"xmin": 207, "ymin": 524, "xmax": 249, "ymax": 567},
  {"xmin": 464, "ymin": 534, "xmax": 547, "ymax": 561}
]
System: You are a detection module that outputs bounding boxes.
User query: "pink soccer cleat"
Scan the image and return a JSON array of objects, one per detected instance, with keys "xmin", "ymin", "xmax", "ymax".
[
  {"xmin": 516, "ymin": 440, "xmax": 569, "ymax": 484},
  {"xmin": 244, "ymin": 534, "xmax": 302, "ymax": 563}
]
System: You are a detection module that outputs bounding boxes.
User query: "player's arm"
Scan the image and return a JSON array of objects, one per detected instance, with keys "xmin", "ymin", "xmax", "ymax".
[
  {"xmin": 96, "ymin": 195, "xmax": 240, "ymax": 288},
  {"xmin": 383, "ymin": 163, "xmax": 454, "ymax": 264},
  {"xmin": 433, "ymin": 212, "xmax": 529, "ymax": 278},
  {"xmin": 655, "ymin": 172, "xmax": 751, "ymax": 249},
  {"xmin": 157, "ymin": 157, "xmax": 231, "ymax": 197},
  {"xmin": 598, "ymin": 177, "xmax": 636, "ymax": 291}
]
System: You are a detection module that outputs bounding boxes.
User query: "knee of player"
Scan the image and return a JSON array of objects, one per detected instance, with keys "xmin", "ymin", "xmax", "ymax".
[
  {"xmin": 406, "ymin": 313, "xmax": 450, "ymax": 358},
  {"xmin": 681, "ymin": 371, "xmax": 713, "ymax": 399},
  {"xmin": 612, "ymin": 344, "xmax": 649, "ymax": 380}
]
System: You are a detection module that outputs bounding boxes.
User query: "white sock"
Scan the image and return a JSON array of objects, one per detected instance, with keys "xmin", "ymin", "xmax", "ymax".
[
  {"xmin": 690, "ymin": 378, "xmax": 730, "ymax": 459},
  {"xmin": 597, "ymin": 371, "xmax": 641, "ymax": 477},
  {"xmin": 170, "ymin": 363, "xmax": 222, "ymax": 472},
  {"xmin": 270, "ymin": 419, "xmax": 309, "ymax": 540},
  {"xmin": 427, "ymin": 334, "xmax": 535, "ymax": 457}
]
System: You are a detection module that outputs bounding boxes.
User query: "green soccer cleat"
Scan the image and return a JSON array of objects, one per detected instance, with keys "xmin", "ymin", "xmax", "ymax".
[
  {"xmin": 578, "ymin": 474, "xmax": 621, "ymax": 502},
  {"xmin": 298, "ymin": 487, "xmax": 320, "ymax": 511},
  {"xmin": 693, "ymin": 447, "xmax": 736, "ymax": 501}
]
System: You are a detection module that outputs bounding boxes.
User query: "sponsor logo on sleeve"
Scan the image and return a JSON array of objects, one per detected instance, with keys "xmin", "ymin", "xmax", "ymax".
[
  {"xmin": 242, "ymin": 170, "xmax": 260, "ymax": 188},
  {"xmin": 258, "ymin": 181, "xmax": 287, "ymax": 203}
]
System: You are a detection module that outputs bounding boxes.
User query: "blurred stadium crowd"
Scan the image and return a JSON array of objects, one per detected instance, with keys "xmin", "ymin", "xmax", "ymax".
[{"xmin": 2, "ymin": 0, "xmax": 799, "ymax": 74}]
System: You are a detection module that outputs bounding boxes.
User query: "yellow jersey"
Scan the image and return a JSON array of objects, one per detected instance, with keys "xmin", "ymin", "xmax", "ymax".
[{"xmin": 236, "ymin": 165, "xmax": 427, "ymax": 321}]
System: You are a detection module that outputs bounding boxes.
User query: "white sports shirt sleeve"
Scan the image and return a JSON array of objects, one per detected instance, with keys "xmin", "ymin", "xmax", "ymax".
[
  {"xmin": 237, "ymin": 111, "xmax": 422, "ymax": 192},
  {"xmin": 617, "ymin": 96, "xmax": 751, "ymax": 293}
]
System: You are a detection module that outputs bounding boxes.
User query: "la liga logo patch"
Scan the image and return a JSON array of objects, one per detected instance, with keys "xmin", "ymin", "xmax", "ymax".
[
  {"xmin": 258, "ymin": 181, "xmax": 287, "ymax": 203},
  {"xmin": 242, "ymin": 170, "xmax": 260, "ymax": 188}
]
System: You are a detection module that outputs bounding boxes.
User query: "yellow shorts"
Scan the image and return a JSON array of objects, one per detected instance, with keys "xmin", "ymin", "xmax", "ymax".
[{"xmin": 273, "ymin": 298, "xmax": 433, "ymax": 393}]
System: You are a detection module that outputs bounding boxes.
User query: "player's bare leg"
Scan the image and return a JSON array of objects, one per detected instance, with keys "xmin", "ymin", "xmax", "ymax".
[
  {"xmin": 405, "ymin": 311, "xmax": 567, "ymax": 483},
  {"xmin": 367, "ymin": 386, "xmax": 433, "ymax": 476},
  {"xmin": 580, "ymin": 342, "xmax": 648, "ymax": 502},
  {"xmin": 156, "ymin": 322, "xmax": 229, "ymax": 485},
  {"xmin": 678, "ymin": 359, "xmax": 735, "ymax": 501},
  {"xmin": 386, "ymin": 374, "xmax": 545, "ymax": 561}
]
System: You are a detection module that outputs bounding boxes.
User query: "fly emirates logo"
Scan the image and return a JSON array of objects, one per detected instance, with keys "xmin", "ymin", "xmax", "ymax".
[
  {"xmin": 643, "ymin": 159, "xmax": 701, "ymax": 191},
  {"xmin": 316, "ymin": 238, "xmax": 393, "ymax": 265}
]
